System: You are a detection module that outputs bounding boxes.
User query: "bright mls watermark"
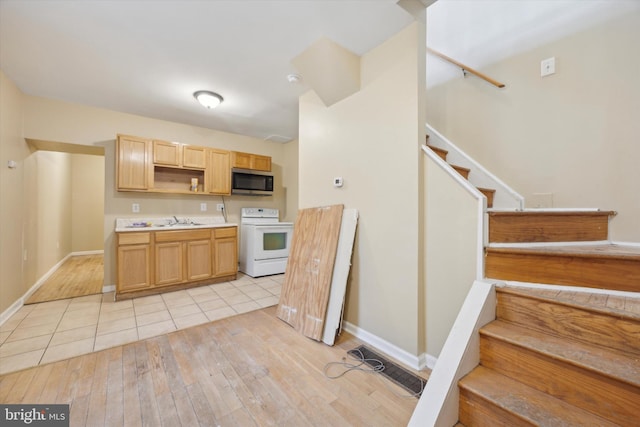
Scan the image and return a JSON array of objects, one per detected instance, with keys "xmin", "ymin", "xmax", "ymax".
[{"xmin": 1, "ymin": 405, "xmax": 69, "ymax": 426}]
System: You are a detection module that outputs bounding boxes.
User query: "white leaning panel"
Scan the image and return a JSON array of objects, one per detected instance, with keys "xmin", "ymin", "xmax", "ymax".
[{"xmin": 322, "ymin": 208, "xmax": 359, "ymax": 346}]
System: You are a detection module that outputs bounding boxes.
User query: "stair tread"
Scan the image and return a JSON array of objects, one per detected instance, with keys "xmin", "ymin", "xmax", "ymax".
[
  {"xmin": 488, "ymin": 210, "xmax": 617, "ymax": 217},
  {"xmin": 486, "ymin": 243, "xmax": 640, "ymax": 260},
  {"xmin": 498, "ymin": 286, "xmax": 640, "ymax": 319},
  {"xmin": 451, "ymin": 164, "xmax": 470, "ymax": 172},
  {"xmin": 481, "ymin": 320, "xmax": 640, "ymax": 388},
  {"xmin": 476, "ymin": 187, "xmax": 495, "ymax": 193},
  {"xmin": 460, "ymin": 366, "xmax": 619, "ymax": 427},
  {"xmin": 426, "ymin": 144, "xmax": 448, "ymax": 155},
  {"xmin": 496, "ymin": 286, "xmax": 640, "ymax": 356}
]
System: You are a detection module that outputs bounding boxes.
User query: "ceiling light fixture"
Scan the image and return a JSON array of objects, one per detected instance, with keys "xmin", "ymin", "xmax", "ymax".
[
  {"xmin": 287, "ymin": 73, "xmax": 302, "ymax": 84},
  {"xmin": 193, "ymin": 90, "xmax": 223, "ymax": 109}
]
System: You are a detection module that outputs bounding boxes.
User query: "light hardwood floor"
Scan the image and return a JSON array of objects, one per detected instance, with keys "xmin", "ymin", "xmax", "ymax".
[
  {"xmin": 0, "ymin": 306, "xmax": 425, "ymax": 426},
  {"xmin": 26, "ymin": 254, "xmax": 104, "ymax": 304}
]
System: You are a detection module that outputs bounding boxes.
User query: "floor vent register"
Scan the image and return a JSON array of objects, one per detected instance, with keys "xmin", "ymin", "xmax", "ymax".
[{"xmin": 347, "ymin": 345, "xmax": 427, "ymax": 397}]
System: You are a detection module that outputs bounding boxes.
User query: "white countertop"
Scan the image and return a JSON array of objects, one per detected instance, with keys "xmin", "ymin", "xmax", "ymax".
[{"xmin": 115, "ymin": 216, "xmax": 237, "ymax": 232}]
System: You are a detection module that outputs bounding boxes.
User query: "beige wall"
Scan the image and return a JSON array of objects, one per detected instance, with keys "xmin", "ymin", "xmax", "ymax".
[
  {"xmin": 427, "ymin": 11, "xmax": 640, "ymax": 242},
  {"xmin": 0, "ymin": 71, "xmax": 29, "ymax": 313},
  {"xmin": 298, "ymin": 23, "xmax": 426, "ymax": 355},
  {"xmin": 424, "ymin": 155, "xmax": 481, "ymax": 357},
  {"xmin": 281, "ymin": 139, "xmax": 299, "ymax": 223},
  {"xmin": 34, "ymin": 151, "xmax": 72, "ymax": 275},
  {"xmin": 71, "ymin": 153, "xmax": 105, "ymax": 252}
]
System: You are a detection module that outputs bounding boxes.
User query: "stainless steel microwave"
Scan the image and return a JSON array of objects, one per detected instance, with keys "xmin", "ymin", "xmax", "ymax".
[{"xmin": 231, "ymin": 169, "xmax": 274, "ymax": 196}]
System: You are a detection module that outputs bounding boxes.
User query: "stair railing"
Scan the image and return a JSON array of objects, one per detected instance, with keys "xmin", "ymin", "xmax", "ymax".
[{"xmin": 427, "ymin": 47, "xmax": 505, "ymax": 88}]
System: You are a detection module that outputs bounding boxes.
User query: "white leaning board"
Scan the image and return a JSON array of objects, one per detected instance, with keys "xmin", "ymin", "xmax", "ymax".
[{"xmin": 322, "ymin": 208, "xmax": 359, "ymax": 345}]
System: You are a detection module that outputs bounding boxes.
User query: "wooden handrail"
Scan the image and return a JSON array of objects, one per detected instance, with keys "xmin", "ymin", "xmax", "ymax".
[{"xmin": 427, "ymin": 47, "xmax": 505, "ymax": 88}]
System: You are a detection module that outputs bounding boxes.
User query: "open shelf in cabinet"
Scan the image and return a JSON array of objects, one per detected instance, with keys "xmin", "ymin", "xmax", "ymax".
[{"xmin": 153, "ymin": 166, "xmax": 205, "ymax": 193}]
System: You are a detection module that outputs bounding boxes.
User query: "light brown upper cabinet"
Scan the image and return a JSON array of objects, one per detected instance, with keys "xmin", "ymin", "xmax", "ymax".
[
  {"xmin": 231, "ymin": 151, "xmax": 272, "ymax": 172},
  {"xmin": 116, "ymin": 133, "xmax": 268, "ymax": 196},
  {"xmin": 183, "ymin": 145, "xmax": 207, "ymax": 169},
  {"xmin": 116, "ymin": 134, "xmax": 152, "ymax": 191},
  {"xmin": 153, "ymin": 140, "xmax": 181, "ymax": 166},
  {"xmin": 207, "ymin": 148, "xmax": 231, "ymax": 195},
  {"xmin": 153, "ymin": 140, "xmax": 207, "ymax": 169}
]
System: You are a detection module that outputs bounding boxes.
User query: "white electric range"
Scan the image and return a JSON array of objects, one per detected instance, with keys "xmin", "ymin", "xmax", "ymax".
[{"xmin": 238, "ymin": 208, "xmax": 294, "ymax": 277}]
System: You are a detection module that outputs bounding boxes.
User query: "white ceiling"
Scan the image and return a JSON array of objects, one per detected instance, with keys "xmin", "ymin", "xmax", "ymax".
[
  {"xmin": 0, "ymin": 0, "xmax": 414, "ymax": 142},
  {"xmin": 2, "ymin": 0, "xmax": 636, "ymax": 142}
]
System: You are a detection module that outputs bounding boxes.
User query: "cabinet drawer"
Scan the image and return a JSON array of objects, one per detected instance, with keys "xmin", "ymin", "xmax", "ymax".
[
  {"xmin": 214, "ymin": 227, "xmax": 237, "ymax": 238},
  {"xmin": 155, "ymin": 229, "xmax": 211, "ymax": 242},
  {"xmin": 118, "ymin": 232, "xmax": 150, "ymax": 245}
]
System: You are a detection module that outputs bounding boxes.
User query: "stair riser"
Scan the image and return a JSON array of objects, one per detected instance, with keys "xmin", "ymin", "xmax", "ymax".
[
  {"xmin": 452, "ymin": 165, "xmax": 470, "ymax": 179},
  {"xmin": 480, "ymin": 335, "xmax": 640, "ymax": 426},
  {"xmin": 478, "ymin": 188, "xmax": 495, "ymax": 208},
  {"xmin": 431, "ymin": 147, "xmax": 447, "ymax": 161},
  {"xmin": 459, "ymin": 389, "xmax": 534, "ymax": 427},
  {"xmin": 496, "ymin": 292, "xmax": 640, "ymax": 355},
  {"xmin": 488, "ymin": 214, "xmax": 610, "ymax": 243},
  {"xmin": 486, "ymin": 251, "xmax": 640, "ymax": 293}
]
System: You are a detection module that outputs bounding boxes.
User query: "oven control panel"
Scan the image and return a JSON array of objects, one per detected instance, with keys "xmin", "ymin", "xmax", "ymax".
[{"xmin": 241, "ymin": 207, "xmax": 279, "ymax": 219}]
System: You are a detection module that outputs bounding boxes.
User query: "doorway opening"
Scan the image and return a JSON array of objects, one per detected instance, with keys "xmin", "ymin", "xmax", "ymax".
[{"xmin": 24, "ymin": 139, "xmax": 105, "ymax": 304}]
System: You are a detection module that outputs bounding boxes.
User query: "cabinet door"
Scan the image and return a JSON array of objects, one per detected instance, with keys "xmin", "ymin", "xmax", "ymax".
[
  {"xmin": 117, "ymin": 135, "xmax": 151, "ymax": 190},
  {"xmin": 187, "ymin": 240, "xmax": 212, "ymax": 281},
  {"xmin": 231, "ymin": 151, "xmax": 252, "ymax": 169},
  {"xmin": 251, "ymin": 154, "xmax": 272, "ymax": 172},
  {"xmin": 214, "ymin": 228, "xmax": 237, "ymax": 277},
  {"xmin": 182, "ymin": 145, "xmax": 207, "ymax": 169},
  {"xmin": 208, "ymin": 149, "xmax": 231, "ymax": 195},
  {"xmin": 117, "ymin": 244, "xmax": 151, "ymax": 292},
  {"xmin": 153, "ymin": 140, "xmax": 181, "ymax": 166},
  {"xmin": 155, "ymin": 242, "xmax": 184, "ymax": 286}
]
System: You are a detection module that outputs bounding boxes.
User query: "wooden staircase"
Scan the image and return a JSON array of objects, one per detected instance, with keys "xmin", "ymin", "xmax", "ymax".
[
  {"xmin": 458, "ymin": 286, "xmax": 640, "ymax": 426},
  {"xmin": 426, "ymin": 138, "xmax": 496, "ymax": 208},
  {"xmin": 425, "ymin": 130, "xmax": 640, "ymax": 425},
  {"xmin": 460, "ymin": 203, "xmax": 640, "ymax": 424}
]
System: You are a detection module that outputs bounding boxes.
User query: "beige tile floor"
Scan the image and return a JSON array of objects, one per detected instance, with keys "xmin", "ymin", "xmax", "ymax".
[{"xmin": 0, "ymin": 273, "xmax": 283, "ymax": 375}]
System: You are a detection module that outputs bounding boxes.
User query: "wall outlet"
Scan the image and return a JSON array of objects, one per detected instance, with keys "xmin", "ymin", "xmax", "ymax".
[
  {"xmin": 216, "ymin": 203, "xmax": 224, "ymax": 212},
  {"xmin": 132, "ymin": 203, "xmax": 140, "ymax": 213},
  {"xmin": 200, "ymin": 203, "xmax": 207, "ymax": 212}
]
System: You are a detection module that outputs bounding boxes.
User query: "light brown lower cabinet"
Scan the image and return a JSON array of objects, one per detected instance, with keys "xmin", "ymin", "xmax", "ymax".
[
  {"xmin": 116, "ymin": 232, "xmax": 152, "ymax": 292},
  {"xmin": 214, "ymin": 227, "xmax": 237, "ymax": 276},
  {"xmin": 116, "ymin": 227, "xmax": 237, "ymax": 298},
  {"xmin": 155, "ymin": 241, "xmax": 184, "ymax": 286}
]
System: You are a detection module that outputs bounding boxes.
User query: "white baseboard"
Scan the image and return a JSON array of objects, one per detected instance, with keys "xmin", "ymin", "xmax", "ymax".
[
  {"xmin": 102, "ymin": 285, "xmax": 115, "ymax": 293},
  {"xmin": 72, "ymin": 249, "xmax": 104, "ymax": 256},
  {"xmin": 0, "ymin": 298, "xmax": 24, "ymax": 327},
  {"xmin": 343, "ymin": 321, "xmax": 435, "ymax": 371}
]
